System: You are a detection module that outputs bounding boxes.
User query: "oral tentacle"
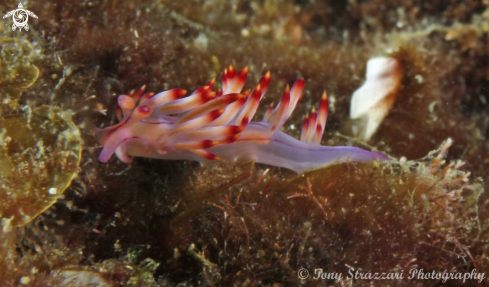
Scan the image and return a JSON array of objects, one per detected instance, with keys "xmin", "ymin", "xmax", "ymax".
[
  {"xmin": 98, "ymin": 128, "xmax": 135, "ymax": 163},
  {"xmin": 115, "ymin": 144, "xmax": 133, "ymax": 163}
]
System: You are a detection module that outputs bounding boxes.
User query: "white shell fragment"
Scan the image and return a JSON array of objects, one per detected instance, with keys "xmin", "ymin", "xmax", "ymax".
[
  {"xmin": 52, "ymin": 270, "xmax": 111, "ymax": 287},
  {"xmin": 350, "ymin": 57, "xmax": 403, "ymax": 140}
]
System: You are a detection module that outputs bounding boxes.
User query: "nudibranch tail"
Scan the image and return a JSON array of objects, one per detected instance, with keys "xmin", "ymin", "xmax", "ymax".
[{"xmin": 96, "ymin": 65, "xmax": 388, "ymax": 173}]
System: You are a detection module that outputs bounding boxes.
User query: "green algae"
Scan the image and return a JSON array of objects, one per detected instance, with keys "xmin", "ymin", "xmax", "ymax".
[{"xmin": 0, "ymin": 106, "xmax": 82, "ymax": 228}]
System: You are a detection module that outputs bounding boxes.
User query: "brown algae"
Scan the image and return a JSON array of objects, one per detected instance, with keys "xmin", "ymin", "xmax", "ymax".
[
  {"xmin": 0, "ymin": 36, "xmax": 40, "ymax": 113},
  {"xmin": 0, "ymin": 106, "xmax": 82, "ymax": 229},
  {"xmin": 167, "ymin": 140, "xmax": 483, "ymax": 285}
]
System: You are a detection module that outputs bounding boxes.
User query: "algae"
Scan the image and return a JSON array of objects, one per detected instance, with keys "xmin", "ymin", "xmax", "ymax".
[
  {"xmin": 0, "ymin": 35, "xmax": 40, "ymax": 113},
  {"xmin": 0, "ymin": 106, "xmax": 82, "ymax": 228}
]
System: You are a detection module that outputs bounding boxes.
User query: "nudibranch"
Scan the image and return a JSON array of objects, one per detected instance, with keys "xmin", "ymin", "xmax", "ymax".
[{"xmin": 96, "ymin": 66, "xmax": 388, "ymax": 174}]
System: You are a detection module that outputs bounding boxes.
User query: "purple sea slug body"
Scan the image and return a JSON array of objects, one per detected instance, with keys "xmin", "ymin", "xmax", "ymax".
[{"xmin": 97, "ymin": 66, "xmax": 388, "ymax": 173}]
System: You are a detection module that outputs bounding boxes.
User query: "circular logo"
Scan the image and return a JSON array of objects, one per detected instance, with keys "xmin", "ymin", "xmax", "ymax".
[
  {"xmin": 298, "ymin": 268, "xmax": 309, "ymax": 279},
  {"xmin": 13, "ymin": 9, "xmax": 28, "ymax": 27},
  {"xmin": 3, "ymin": 4, "xmax": 38, "ymax": 32}
]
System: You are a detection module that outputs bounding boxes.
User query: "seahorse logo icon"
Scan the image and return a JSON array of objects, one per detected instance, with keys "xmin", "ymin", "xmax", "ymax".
[{"xmin": 3, "ymin": 3, "xmax": 38, "ymax": 31}]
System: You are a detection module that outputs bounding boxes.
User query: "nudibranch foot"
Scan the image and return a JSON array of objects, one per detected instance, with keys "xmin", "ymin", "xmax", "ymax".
[{"xmin": 96, "ymin": 65, "xmax": 388, "ymax": 173}]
